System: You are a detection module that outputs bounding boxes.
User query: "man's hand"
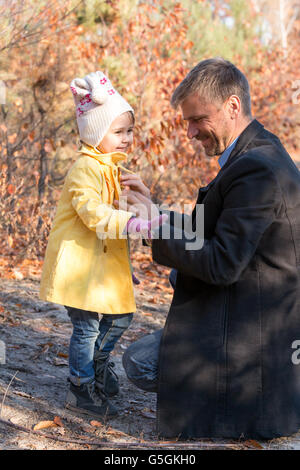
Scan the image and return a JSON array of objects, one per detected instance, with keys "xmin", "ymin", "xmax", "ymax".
[
  {"xmin": 115, "ymin": 190, "xmax": 158, "ymax": 220},
  {"xmin": 120, "ymin": 173, "xmax": 151, "ymax": 199}
]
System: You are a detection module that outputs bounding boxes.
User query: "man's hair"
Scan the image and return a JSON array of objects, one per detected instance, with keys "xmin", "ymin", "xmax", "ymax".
[{"xmin": 171, "ymin": 57, "xmax": 252, "ymax": 117}]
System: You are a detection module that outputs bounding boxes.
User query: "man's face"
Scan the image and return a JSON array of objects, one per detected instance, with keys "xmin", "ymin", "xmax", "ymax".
[{"xmin": 180, "ymin": 93, "xmax": 233, "ymax": 157}]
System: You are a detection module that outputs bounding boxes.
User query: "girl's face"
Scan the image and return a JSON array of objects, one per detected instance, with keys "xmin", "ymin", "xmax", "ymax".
[{"xmin": 97, "ymin": 112, "xmax": 134, "ymax": 153}]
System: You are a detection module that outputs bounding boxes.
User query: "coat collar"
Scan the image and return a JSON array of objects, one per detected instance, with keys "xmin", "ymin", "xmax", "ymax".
[
  {"xmin": 221, "ymin": 119, "xmax": 264, "ymax": 171},
  {"xmin": 77, "ymin": 142, "xmax": 128, "ymax": 166}
]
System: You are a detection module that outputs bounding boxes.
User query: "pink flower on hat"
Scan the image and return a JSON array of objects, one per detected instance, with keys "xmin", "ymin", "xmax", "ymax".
[{"xmin": 80, "ymin": 93, "xmax": 92, "ymax": 106}]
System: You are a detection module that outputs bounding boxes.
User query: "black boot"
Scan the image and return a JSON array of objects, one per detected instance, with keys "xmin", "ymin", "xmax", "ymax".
[
  {"xmin": 94, "ymin": 351, "xmax": 119, "ymax": 397},
  {"xmin": 65, "ymin": 380, "xmax": 118, "ymax": 418}
]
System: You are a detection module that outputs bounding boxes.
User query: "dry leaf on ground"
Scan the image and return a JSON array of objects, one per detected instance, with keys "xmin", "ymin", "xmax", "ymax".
[
  {"xmin": 106, "ymin": 427, "xmax": 129, "ymax": 438},
  {"xmin": 90, "ymin": 420, "xmax": 104, "ymax": 428},
  {"xmin": 33, "ymin": 420, "xmax": 58, "ymax": 431},
  {"xmin": 53, "ymin": 416, "xmax": 64, "ymax": 427},
  {"xmin": 57, "ymin": 352, "xmax": 68, "ymax": 358},
  {"xmin": 244, "ymin": 439, "xmax": 264, "ymax": 449}
]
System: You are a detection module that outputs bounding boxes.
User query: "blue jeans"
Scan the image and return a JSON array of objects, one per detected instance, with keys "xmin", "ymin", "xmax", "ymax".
[
  {"xmin": 122, "ymin": 329, "xmax": 162, "ymax": 392},
  {"xmin": 66, "ymin": 306, "xmax": 133, "ymax": 386}
]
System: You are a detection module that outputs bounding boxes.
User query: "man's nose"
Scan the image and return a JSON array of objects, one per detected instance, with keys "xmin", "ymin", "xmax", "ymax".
[{"xmin": 187, "ymin": 122, "xmax": 198, "ymax": 140}]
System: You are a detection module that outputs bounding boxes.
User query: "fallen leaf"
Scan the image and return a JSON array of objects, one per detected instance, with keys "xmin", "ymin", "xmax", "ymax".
[
  {"xmin": 33, "ymin": 420, "xmax": 57, "ymax": 431},
  {"xmin": 90, "ymin": 420, "xmax": 103, "ymax": 428},
  {"xmin": 53, "ymin": 416, "xmax": 64, "ymax": 427},
  {"xmin": 244, "ymin": 439, "xmax": 264, "ymax": 449},
  {"xmin": 147, "ymin": 297, "xmax": 157, "ymax": 304},
  {"xmin": 143, "ymin": 270, "xmax": 156, "ymax": 277},
  {"xmin": 106, "ymin": 427, "xmax": 129, "ymax": 438},
  {"xmin": 57, "ymin": 352, "xmax": 68, "ymax": 358},
  {"xmin": 33, "ymin": 325, "xmax": 51, "ymax": 333},
  {"xmin": 154, "ymin": 284, "xmax": 164, "ymax": 290}
]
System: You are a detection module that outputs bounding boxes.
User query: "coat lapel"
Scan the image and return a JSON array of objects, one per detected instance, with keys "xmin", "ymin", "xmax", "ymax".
[
  {"xmin": 220, "ymin": 119, "xmax": 264, "ymax": 171},
  {"xmin": 196, "ymin": 177, "xmax": 218, "ymax": 204}
]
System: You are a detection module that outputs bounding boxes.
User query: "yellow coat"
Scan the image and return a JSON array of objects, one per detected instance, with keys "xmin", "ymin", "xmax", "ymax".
[{"xmin": 39, "ymin": 143, "xmax": 136, "ymax": 314}]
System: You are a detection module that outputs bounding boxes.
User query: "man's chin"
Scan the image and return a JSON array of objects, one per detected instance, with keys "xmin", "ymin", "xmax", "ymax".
[
  {"xmin": 202, "ymin": 139, "xmax": 222, "ymax": 157},
  {"xmin": 205, "ymin": 148, "xmax": 222, "ymax": 157}
]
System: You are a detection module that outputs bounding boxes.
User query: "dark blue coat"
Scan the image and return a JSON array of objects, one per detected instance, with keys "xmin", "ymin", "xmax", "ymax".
[{"xmin": 152, "ymin": 120, "xmax": 300, "ymax": 439}]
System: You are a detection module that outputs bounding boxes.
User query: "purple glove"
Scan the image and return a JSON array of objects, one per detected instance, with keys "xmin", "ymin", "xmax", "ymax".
[
  {"xmin": 126, "ymin": 214, "xmax": 168, "ymax": 238},
  {"xmin": 132, "ymin": 273, "xmax": 140, "ymax": 285}
]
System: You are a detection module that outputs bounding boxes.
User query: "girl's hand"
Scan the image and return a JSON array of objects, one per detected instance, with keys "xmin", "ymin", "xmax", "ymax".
[
  {"xmin": 120, "ymin": 173, "xmax": 150, "ymax": 199},
  {"xmin": 126, "ymin": 214, "xmax": 168, "ymax": 238}
]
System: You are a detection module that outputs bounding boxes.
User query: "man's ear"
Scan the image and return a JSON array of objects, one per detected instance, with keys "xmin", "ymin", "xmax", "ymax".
[{"xmin": 226, "ymin": 95, "xmax": 241, "ymax": 119}]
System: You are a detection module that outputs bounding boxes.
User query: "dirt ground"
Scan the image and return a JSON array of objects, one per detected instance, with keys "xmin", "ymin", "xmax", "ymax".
[{"xmin": 1, "ymin": 267, "xmax": 300, "ymax": 452}]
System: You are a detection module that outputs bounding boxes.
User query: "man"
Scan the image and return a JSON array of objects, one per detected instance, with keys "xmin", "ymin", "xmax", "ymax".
[{"xmin": 118, "ymin": 58, "xmax": 300, "ymax": 439}]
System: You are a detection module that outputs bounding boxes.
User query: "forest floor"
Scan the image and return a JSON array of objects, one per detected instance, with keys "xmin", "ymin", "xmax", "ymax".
[{"xmin": 1, "ymin": 247, "xmax": 300, "ymax": 451}]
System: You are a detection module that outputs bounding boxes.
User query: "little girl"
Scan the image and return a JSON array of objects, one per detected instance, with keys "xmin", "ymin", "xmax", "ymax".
[{"xmin": 39, "ymin": 71, "xmax": 164, "ymax": 418}]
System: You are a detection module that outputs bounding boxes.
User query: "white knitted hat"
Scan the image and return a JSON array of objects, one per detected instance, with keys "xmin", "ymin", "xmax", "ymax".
[{"xmin": 70, "ymin": 71, "xmax": 134, "ymax": 148}]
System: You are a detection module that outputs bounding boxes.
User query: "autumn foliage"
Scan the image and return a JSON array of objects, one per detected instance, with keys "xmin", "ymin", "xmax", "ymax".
[{"xmin": 0, "ymin": 0, "xmax": 299, "ymax": 264}]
